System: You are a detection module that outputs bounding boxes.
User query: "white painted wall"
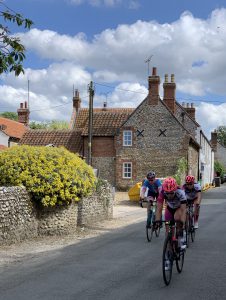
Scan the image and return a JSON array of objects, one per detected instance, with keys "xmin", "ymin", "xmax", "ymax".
[{"xmin": 0, "ymin": 131, "xmax": 9, "ymax": 147}]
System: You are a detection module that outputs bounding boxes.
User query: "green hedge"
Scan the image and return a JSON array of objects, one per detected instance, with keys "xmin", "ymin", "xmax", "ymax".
[{"xmin": 0, "ymin": 145, "xmax": 96, "ymax": 207}]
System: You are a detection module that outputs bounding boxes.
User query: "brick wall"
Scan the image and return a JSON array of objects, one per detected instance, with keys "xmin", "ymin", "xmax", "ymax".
[
  {"xmin": 83, "ymin": 136, "xmax": 115, "ymax": 158},
  {"xmin": 115, "ymin": 98, "xmax": 194, "ymax": 190}
]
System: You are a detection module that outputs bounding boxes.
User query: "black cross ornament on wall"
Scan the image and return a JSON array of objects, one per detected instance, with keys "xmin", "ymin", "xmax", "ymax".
[
  {"xmin": 159, "ymin": 129, "xmax": 167, "ymax": 137},
  {"xmin": 136, "ymin": 129, "xmax": 144, "ymax": 137}
]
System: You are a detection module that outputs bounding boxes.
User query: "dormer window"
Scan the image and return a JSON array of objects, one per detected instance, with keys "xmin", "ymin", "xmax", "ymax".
[{"xmin": 123, "ymin": 130, "xmax": 132, "ymax": 146}]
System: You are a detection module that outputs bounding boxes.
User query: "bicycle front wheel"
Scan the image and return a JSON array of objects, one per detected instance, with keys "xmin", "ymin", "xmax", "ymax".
[
  {"xmin": 162, "ymin": 235, "xmax": 173, "ymax": 286},
  {"xmin": 146, "ymin": 224, "xmax": 154, "ymax": 242},
  {"xmin": 190, "ymin": 215, "xmax": 196, "ymax": 242},
  {"xmin": 176, "ymin": 248, "xmax": 185, "ymax": 273}
]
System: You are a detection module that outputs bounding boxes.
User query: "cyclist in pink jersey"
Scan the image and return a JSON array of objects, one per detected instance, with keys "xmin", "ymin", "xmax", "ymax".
[
  {"xmin": 182, "ymin": 175, "xmax": 202, "ymax": 229},
  {"xmin": 156, "ymin": 177, "xmax": 187, "ymax": 250}
]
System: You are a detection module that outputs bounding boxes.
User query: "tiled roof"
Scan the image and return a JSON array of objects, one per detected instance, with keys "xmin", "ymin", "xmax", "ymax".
[
  {"xmin": 74, "ymin": 108, "xmax": 134, "ymax": 136},
  {"xmin": 0, "ymin": 117, "xmax": 28, "ymax": 139},
  {"xmin": 19, "ymin": 130, "xmax": 82, "ymax": 154},
  {"xmin": 0, "ymin": 144, "xmax": 8, "ymax": 151}
]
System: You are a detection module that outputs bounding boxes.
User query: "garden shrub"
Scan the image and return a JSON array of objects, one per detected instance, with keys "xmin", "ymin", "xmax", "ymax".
[{"xmin": 0, "ymin": 145, "xmax": 96, "ymax": 207}]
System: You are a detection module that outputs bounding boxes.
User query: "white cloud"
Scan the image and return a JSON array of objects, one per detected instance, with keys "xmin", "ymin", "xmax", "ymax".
[
  {"xmin": 17, "ymin": 8, "xmax": 226, "ymax": 97},
  {"xmin": 196, "ymin": 102, "xmax": 226, "ymax": 138},
  {"xmin": 1, "ymin": 7, "xmax": 226, "ymax": 138}
]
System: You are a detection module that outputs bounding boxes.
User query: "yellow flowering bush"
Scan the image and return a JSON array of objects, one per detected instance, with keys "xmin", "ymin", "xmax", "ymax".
[{"xmin": 0, "ymin": 145, "xmax": 96, "ymax": 207}]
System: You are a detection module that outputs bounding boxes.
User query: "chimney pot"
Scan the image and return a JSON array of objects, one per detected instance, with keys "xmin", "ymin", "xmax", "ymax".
[
  {"xmin": 24, "ymin": 101, "xmax": 27, "ymax": 109},
  {"xmin": 171, "ymin": 74, "xmax": 175, "ymax": 83},
  {"xmin": 186, "ymin": 103, "xmax": 190, "ymax": 108},
  {"xmin": 152, "ymin": 67, "xmax": 157, "ymax": 76},
  {"xmin": 165, "ymin": 74, "xmax": 168, "ymax": 83},
  {"xmin": 20, "ymin": 103, "xmax": 23, "ymax": 109}
]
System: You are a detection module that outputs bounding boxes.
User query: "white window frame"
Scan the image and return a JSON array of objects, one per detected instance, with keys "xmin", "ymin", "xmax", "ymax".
[
  {"xmin": 123, "ymin": 162, "xmax": 132, "ymax": 179},
  {"xmin": 123, "ymin": 130, "xmax": 132, "ymax": 146}
]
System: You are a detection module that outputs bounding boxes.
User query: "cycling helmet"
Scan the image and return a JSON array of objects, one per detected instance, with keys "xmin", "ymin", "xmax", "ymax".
[
  {"xmin": 185, "ymin": 175, "xmax": 195, "ymax": 184},
  {"xmin": 162, "ymin": 177, "xmax": 177, "ymax": 192},
  {"xmin": 147, "ymin": 171, "xmax": 156, "ymax": 180}
]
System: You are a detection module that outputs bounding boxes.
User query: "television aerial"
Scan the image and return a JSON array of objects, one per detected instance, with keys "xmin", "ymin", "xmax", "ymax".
[{"xmin": 144, "ymin": 55, "xmax": 153, "ymax": 76}]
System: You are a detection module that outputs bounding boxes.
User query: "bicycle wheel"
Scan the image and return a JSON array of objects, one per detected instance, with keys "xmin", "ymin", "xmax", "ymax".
[
  {"xmin": 152, "ymin": 213, "xmax": 160, "ymax": 237},
  {"xmin": 162, "ymin": 235, "xmax": 173, "ymax": 286},
  {"xmin": 176, "ymin": 246, "xmax": 185, "ymax": 273},
  {"xmin": 146, "ymin": 223, "xmax": 154, "ymax": 242},
  {"xmin": 185, "ymin": 217, "xmax": 190, "ymax": 248},
  {"xmin": 190, "ymin": 215, "xmax": 196, "ymax": 242}
]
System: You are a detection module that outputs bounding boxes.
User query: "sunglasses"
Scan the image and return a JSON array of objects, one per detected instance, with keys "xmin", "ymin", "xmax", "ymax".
[{"xmin": 186, "ymin": 183, "xmax": 193, "ymax": 186}]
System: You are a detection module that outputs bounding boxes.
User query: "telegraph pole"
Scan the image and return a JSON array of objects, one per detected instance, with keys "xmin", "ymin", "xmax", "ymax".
[{"xmin": 88, "ymin": 81, "xmax": 94, "ymax": 166}]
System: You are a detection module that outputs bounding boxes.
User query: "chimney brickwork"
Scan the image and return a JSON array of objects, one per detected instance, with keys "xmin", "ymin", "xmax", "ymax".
[
  {"xmin": 73, "ymin": 89, "xmax": 81, "ymax": 112},
  {"xmin": 163, "ymin": 74, "xmax": 176, "ymax": 114},
  {"xmin": 211, "ymin": 131, "xmax": 218, "ymax": 152},
  {"xmin": 148, "ymin": 67, "xmax": 160, "ymax": 105},
  {"xmin": 17, "ymin": 101, "xmax": 30, "ymax": 126}
]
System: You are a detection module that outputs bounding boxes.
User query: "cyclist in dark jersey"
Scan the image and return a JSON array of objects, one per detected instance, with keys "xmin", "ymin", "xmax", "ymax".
[
  {"xmin": 182, "ymin": 175, "xmax": 202, "ymax": 229},
  {"xmin": 156, "ymin": 177, "xmax": 187, "ymax": 250},
  {"xmin": 140, "ymin": 171, "xmax": 162, "ymax": 228}
]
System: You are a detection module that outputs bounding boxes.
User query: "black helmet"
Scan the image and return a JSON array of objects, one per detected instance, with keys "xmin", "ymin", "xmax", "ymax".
[{"xmin": 147, "ymin": 171, "xmax": 156, "ymax": 180}]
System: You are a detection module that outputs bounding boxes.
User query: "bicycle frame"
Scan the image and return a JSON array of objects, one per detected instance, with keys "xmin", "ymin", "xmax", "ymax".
[{"xmin": 162, "ymin": 220, "xmax": 185, "ymax": 285}]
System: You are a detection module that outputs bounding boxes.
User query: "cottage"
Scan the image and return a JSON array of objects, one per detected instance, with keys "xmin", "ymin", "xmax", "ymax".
[
  {"xmin": 0, "ymin": 102, "xmax": 29, "ymax": 149},
  {"xmin": 20, "ymin": 68, "xmax": 214, "ymax": 189}
]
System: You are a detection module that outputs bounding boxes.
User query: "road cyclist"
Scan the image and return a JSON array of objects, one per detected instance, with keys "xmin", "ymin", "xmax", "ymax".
[
  {"xmin": 140, "ymin": 171, "xmax": 162, "ymax": 242},
  {"xmin": 182, "ymin": 175, "xmax": 202, "ymax": 229},
  {"xmin": 155, "ymin": 177, "xmax": 187, "ymax": 271}
]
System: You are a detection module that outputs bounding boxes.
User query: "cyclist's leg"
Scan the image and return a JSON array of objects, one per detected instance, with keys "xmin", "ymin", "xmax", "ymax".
[
  {"xmin": 164, "ymin": 206, "xmax": 174, "ymax": 235},
  {"xmin": 174, "ymin": 204, "xmax": 187, "ymax": 249},
  {"xmin": 194, "ymin": 196, "xmax": 201, "ymax": 228},
  {"xmin": 146, "ymin": 201, "xmax": 152, "ymax": 227}
]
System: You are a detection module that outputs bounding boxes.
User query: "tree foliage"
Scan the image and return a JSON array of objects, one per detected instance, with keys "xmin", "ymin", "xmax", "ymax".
[
  {"xmin": 0, "ymin": 145, "xmax": 96, "ymax": 207},
  {"xmin": 214, "ymin": 160, "xmax": 225, "ymax": 177},
  {"xmin": 0, "ymin": 111, "xmax": 18, "ymax": 120},
  {"xmin": 215, "ymin": 126, "xmax": 226, "ymax": 147},
  {"xmin": 0, "ymin": 1, "xmax": 33, "ymax": 76},
  {"xmin": 29, "ymin": 120, "xmax": 69, "ymax": 130}
]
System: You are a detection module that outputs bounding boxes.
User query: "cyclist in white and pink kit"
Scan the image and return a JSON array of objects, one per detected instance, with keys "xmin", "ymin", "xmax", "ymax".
[
  {"xmin": 156, "ymin": 177, "xmax": 187, "ymax": 250},
  {"xmin": 182, "ymin": 175, "xmax": 202, "ymax": 229}
]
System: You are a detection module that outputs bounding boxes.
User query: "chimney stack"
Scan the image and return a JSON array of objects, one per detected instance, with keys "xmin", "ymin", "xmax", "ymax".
[
  {"xmin": 210, "ymin": 131, "xmax": 218, "ymax": 152},
  {"xmin": 184, "ymin": 102, "xmax": 196, "ymax": 120},
  {"xmin": 148, "ymin": 67, "xmax": 160, "ymax": 105},
  {"xmin": 163, "ymin": 73, "xmax": 176, "ymax": 114},
  {"xmin": 73, "ymin": 89, "xmax": 81, "ymax": 112},
  {"xmin": 17, "ymin": 101, "xmax": 30, "ymax": 126}
]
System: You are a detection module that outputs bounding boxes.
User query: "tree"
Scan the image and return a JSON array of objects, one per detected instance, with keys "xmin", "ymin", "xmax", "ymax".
[
  {"xmin": 215, "ymin": 126, "xmax": 226, "ymax": 147},
  {"xmin": 0, "ymin": 1, "xmax": 33, "ymax": 76},
  {"xmin": 29, "ymin": 120, "xmax": 69, "ymax": 130},
  {"xmin": 0, "ymin": 111, "xmax": 18, "ymax": 120}
]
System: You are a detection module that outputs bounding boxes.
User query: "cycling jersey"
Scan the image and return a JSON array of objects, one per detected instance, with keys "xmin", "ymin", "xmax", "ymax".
[
  {"xmin": 142, "ymin": 178, "xmax": 162, "ymax": 198},
  {"xmin": 182, "ymin": 182, "xmax": 201, "ymax": 202},
  {"xmin": 158, "ymin": 188, "xmax": 187, "ymax": 209}
]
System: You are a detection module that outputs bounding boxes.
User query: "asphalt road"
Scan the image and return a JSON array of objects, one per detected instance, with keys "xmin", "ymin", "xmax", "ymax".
[{"xmin": 0, "ymin": 184, "xmax": 226, "ymax": 300}]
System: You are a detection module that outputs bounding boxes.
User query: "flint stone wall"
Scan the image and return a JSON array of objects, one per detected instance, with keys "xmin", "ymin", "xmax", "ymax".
[{"xmin": 0, "ymin": 182, "xmax": 114, "ymax": 245}]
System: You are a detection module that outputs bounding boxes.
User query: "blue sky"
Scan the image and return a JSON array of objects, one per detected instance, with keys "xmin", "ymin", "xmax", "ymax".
[{"xmin": 1, "ymin": 0, "xmax": 226, "ymax": 137}]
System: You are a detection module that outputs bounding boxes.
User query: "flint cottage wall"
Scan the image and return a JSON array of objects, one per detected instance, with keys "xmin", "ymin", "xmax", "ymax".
[{"xmin": 0, "ymin": 183, "xmax": 114, "ymax": 245}]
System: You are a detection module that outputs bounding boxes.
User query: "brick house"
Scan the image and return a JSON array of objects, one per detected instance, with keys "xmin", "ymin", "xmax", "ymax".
[
  {"xmin": 69, "ymin": 68, "xmax": 202, "ymax": 189},
  {"xmin": 20, "ymin": 68, "xmax": 214, "ymax": 189},
  {"xmin": 0, "ymin": 102, "xmax": 29, "ymax": 149}
]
